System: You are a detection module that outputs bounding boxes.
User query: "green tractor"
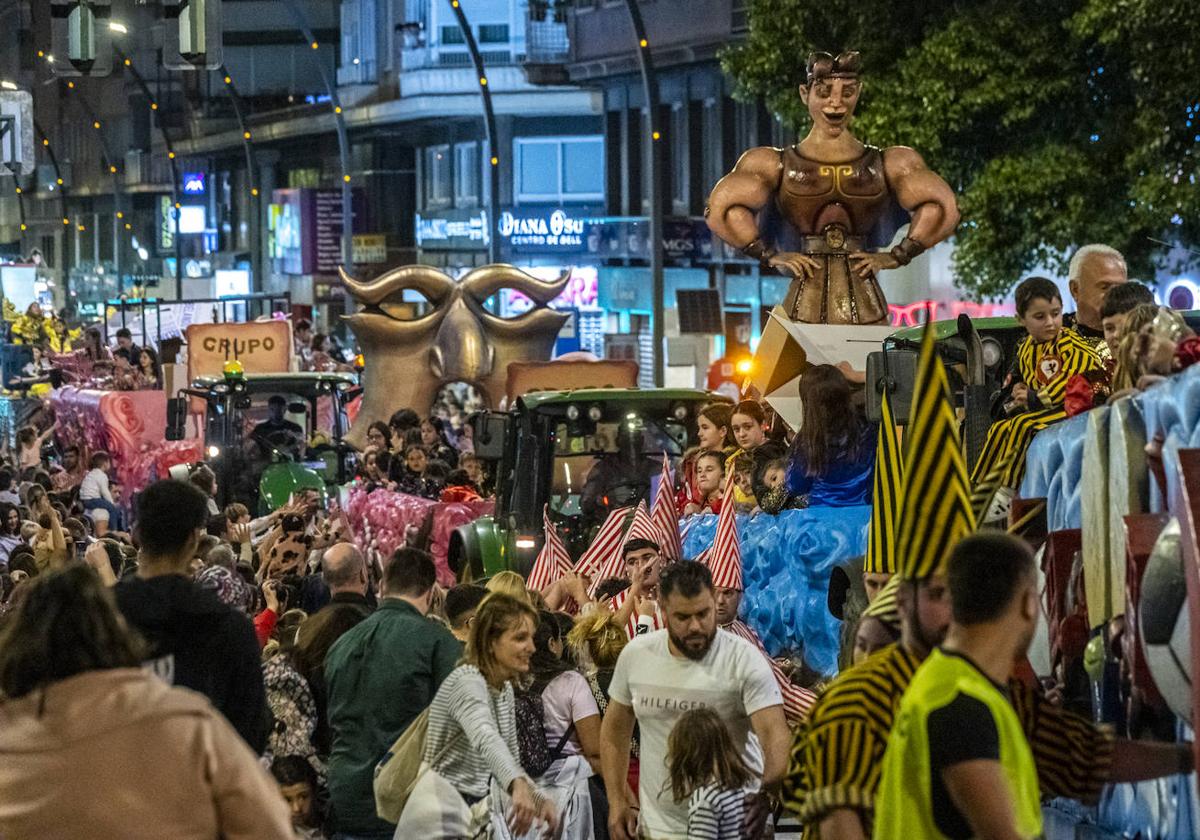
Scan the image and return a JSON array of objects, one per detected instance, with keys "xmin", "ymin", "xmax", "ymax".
[
  {"xmin": 166, "ymin": 369, "xmax": 361, "ymax": 512},
  {"xmin": 449, "ymin": 388, "xmax": 728, "ymax": 581}
]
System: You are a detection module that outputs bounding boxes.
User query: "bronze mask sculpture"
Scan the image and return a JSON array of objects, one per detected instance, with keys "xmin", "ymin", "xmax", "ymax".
[
  {"xmin": 340, "ymin": 264, "xmax": 569, "ymax": 448},
  {"xmin": 707, "ymin": 50, "xmax": 960, "ymax": 326}
]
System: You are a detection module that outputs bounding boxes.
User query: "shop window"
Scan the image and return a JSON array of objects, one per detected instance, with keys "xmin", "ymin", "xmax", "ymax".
[
  {"xmin": 515, "ymin": 136, "xmax": 604, "ymax": 204},
  {"xmin": 423, "ymin": 144, "xmax": 452, "ymax": 209},
  {"xmin": 478, "ymin": 24, "xmax": 510, "ymax": 44},
  {"xmin": 455, "ymin": 142, "xmax": 480, "ymax": 207}
]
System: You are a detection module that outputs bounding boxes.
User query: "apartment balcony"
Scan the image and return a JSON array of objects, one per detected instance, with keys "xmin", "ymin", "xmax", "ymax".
[
  {"xmin": 400, "ymin": 46, "xmax": 519, "ymax": 73},
  {"xmin": 523, "ymin": 17, "xmax": 570, "ymax": 86}
]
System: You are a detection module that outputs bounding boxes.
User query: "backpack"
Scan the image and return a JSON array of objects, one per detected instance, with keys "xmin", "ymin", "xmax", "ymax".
[
  {"xmin": 372, "ymin": 707, "xmax": 462, "ymax": 823},
  {"xmin": 513, "ymin": 688, "xmax": 574, "ymax": 778}
]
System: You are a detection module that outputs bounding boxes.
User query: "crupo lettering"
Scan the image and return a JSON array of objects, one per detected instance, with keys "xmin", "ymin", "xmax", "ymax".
[{"xmin": 200, "ymin": 336, "xmax": 276, "ymax": 357}]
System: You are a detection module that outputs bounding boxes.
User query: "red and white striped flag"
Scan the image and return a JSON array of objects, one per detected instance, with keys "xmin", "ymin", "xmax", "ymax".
[
  {"xmin": 587, "ymin": 503, "xmax": 654, "ymax": 597},
  {"xmin": 724, "ymin": 619, "xmax": 816, "ymax": 725},
  {"xmin": 578, "ymin": 506, "xmax": 631, "ymax": 594},
  {"xmin": 625, "ymin": 500, "xmax": 656, "ymax": 544},
  {"xmin": 705, "ymin": 470, "xmax": 743, "ymax": 590},
  {"xmin": 526, "ymin": 505, "xmax": 571, "ymax": 593},
  {"xmin": 651, "ymin": 453, "xmax": 683, "ymax": 562}
]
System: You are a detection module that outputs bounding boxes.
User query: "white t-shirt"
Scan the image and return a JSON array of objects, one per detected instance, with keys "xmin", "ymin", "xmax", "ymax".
[
  {"xmin": 608, "ymin": 629, "xmax": 782, "ymax": 839},
  {"xmin": 541, "ymin": 670, "xmax": 600, "ymax": 759}
]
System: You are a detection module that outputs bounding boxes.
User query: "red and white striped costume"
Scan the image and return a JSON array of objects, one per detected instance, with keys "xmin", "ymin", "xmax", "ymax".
[
  {"xmin": 606, "ymin": 588, "xmax": 663, "ymax": 640},
  {"xmin": 723, "ymin": 619, "xmax": 816, "ymax": 726}
]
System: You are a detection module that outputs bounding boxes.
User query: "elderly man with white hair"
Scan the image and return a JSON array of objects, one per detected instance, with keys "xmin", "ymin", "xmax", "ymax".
[{"xmin": 1067, "ymin": 243, "xmax": 1128, "ymax": 341}]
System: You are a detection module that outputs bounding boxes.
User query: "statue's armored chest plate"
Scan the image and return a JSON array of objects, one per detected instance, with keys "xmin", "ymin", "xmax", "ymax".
[{"xmin": 776, "ymin": 145, "xmax": 888, "ymax": 236}]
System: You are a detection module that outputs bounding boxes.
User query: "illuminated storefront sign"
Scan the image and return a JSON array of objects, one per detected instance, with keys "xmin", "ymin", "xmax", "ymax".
[
  {"xmin": 269, "ymin": 188, "xmax": 363, "ymax": 275},
  {"xmin": 415, "ymin": 209, "xmax": 490, "ymax": 250},
  {"xmin": 182, "ymin": 172, "xmax": 206, "ymax": 194},
  {"xmin": 415, "ymin": 207, "xmax": 712, "ymax": 262}
]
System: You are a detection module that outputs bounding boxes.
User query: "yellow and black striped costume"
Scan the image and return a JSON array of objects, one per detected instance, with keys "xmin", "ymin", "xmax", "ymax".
[
  {"xmin": 781, "ymin": 643, "xmax": 1115, "ymax": 838},
  {"xmin": 971, "ymin": 328, "xmax": 1103, "ymax": 489}
]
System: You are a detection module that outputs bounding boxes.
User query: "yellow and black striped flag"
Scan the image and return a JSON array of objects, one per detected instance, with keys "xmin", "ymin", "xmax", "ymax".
[
  {"xmin": 862, "ymin": 573, "xmax": 901, "ymax": 630},
  {"xmin": 895, "ymin": 319, "xmax": 977, "ymax": 581},
  {"xmin": 864, "ymin": 388, "xmax": 902, "ymax": 575}
]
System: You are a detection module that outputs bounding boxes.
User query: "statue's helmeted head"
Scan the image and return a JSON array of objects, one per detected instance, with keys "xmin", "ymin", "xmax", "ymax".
[{"xmin": 800, "ymin": 50, "xmax": 862, "ymax": 136}]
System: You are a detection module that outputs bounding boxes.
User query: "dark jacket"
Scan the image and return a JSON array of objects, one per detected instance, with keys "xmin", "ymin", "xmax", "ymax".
[
  {"xmin": 325, "ymin": 598, "xmax": 462, "ymax": 834},
  {"xmin": 114, "ymin": 574, "xmax": 271, "ymax": 753}
]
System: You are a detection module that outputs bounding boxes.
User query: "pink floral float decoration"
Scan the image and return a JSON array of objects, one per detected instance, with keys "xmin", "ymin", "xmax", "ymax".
[{"xmin": 344, "ymin": 485, "xmax": 493, "ymax": 587}]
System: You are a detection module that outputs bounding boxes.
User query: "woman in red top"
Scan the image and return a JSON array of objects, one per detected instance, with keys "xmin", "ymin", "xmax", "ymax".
[{"xmin": 682, "ymin": 450, "xmax": 726, "ymax": 516}]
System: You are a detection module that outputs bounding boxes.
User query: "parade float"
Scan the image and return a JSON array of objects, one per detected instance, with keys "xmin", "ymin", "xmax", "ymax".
[{"xmin": 1017, "ymin": 364, "xmax": 1200, "ymax": 836}]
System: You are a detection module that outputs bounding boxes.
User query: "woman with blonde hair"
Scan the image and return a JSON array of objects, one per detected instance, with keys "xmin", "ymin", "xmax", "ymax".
[
  {"xmin": 487, "ymin": 569, "xmax": 532, "ymax": 603},
  {"xmin": 1111, "ymin": 303, "xmax": 1168, "ymax": 393},
  {"xmin": 396, "ymin": 592, "xmax": 558, "ymax": 838}
]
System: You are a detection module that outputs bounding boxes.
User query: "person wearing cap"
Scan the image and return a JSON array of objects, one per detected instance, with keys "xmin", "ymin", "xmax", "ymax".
[{"xmin": 782, "ymin": 323, "xmax": 1189, "ymax": 840}]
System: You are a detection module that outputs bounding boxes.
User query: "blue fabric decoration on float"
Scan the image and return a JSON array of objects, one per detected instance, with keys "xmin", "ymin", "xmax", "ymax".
[{"xmin": 681, "ymin": 506, "xmax": 869, "ymax": 675}]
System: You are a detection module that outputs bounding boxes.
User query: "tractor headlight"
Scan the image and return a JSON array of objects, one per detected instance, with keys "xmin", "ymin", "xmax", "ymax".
[{"xmin": 982, "ymin": 337, "xmax": 1003, "ymax": 369}]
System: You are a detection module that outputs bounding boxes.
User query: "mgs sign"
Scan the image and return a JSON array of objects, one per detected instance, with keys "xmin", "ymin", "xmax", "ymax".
[{"xmin": 498, "ymin": 209, "xmax": 586, "ymax": 248}]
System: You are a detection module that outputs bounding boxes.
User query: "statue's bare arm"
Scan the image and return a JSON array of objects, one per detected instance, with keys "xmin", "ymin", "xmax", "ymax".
[
  {"xmin": 847, "ymin": 146, "xmax": 960, "ymax": 280},
  {"xmin": 706, "ymin": 147, "xmax": 784, "ymax": 249},
  {"xmin": 707, "ymin": 148, "xmax": 820, "ymax": 279},
  {"xmin": 883, "ymin": 145, "xmax": 960, "ymax": 248}
]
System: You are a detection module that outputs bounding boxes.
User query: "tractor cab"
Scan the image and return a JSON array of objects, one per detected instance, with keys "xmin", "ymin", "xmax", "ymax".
[
  {"xmin": 452, "ymin": 388, "xmax": 727, "ymax": 580},
  {"xmin": 166, "ymin": 366, "xmax": 360, "ymax": 512}
]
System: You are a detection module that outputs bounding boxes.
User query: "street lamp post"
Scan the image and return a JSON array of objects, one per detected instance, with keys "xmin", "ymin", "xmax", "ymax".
[
  {"xmin": 446, "ymin": 0, "xmax": 501, "ymax": 265},
  {"xmin": 623, "ymin": 0, "xmax": 665, "ymax": 387},
  {"xmin": 217, "ymin": 66, "xmax": 262, "ymax": 288},
  {"xmin": 115, "ymin": 47, "xmax": 184, "ymax": 299},
  {"xmin": 280, "ymin": 0, "xmax": 354, "ymax": 272}
]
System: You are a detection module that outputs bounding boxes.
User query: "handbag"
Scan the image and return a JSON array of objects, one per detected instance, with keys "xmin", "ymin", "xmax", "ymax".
[{"xmin": 373, "ymin": 707, "xmax": 464, "ymax": 823}]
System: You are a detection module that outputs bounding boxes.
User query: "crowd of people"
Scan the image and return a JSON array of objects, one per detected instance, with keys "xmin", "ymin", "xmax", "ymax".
[
  {"xmin": 0, "ymin": 241, "xmax": 1198, "ymax": 840},
  {"xmin": 355, "ymin": 407, "xmax": 489, "ymax": 503},
  {"xmin": 7, "ymin": 308, "xmax": 164, "ymax": 393}
]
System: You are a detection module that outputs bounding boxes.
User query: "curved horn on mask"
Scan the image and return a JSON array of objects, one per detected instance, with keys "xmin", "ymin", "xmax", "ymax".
[
  {"xmin": 461, "ymin": 264, "xmax": 571, "ymax": 305},
  {"xmin": 339, "ymin": 265, "xmax": 456, "ymax": 306},
  {"xmin": 479, "ymin": 306, "xmax": 571, "ymax": 339}
]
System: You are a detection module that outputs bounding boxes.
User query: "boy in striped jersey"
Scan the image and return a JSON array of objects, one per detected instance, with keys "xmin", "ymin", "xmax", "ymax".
[{"xmin": 971, "ymin": 276, "xmax": 1103, "ymax": 489}]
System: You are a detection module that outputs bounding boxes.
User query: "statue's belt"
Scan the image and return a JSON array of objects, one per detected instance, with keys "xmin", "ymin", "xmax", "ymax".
[{"xmin": 800, "ymin": 230, "xmax": 866, "ymax": 254}]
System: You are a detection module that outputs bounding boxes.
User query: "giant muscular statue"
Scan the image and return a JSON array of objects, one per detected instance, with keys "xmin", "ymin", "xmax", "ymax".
[
  {"xmin": 707, "ymin": 51, "xmax": 960, "ymax": 325},
  {"xmin": 340, "ymin": 264, "xmax": 569, "ymax": 448}
]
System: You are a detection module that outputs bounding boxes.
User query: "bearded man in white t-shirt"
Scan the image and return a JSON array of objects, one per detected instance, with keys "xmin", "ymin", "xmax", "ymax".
[{"xmin": 599, "ymin": 561, "xmax": 791, "ymax": 840}]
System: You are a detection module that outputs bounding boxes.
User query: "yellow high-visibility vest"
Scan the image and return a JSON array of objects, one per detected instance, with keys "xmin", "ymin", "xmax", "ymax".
[{"xmin": 874, "ymin": 649, "xmax": 1043, "ymax": 840}]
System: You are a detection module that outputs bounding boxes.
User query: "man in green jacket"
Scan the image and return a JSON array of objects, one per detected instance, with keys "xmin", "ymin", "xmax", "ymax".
[{"xmin": 325, "ymin": 547, "xmax": 461, "ymax": 838}]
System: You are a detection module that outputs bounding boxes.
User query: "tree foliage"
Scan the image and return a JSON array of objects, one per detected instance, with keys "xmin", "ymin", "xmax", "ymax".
[{"xmin": 722, "ymin": 0, "xmax": 1200, "ymax": 299}]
